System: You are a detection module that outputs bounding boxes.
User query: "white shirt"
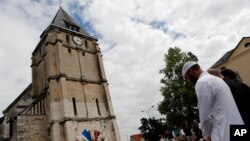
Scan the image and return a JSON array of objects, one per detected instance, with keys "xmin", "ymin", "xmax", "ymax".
[{"xmin": 195, "ymin": 71, "xmax": 243, "ymax": 141}]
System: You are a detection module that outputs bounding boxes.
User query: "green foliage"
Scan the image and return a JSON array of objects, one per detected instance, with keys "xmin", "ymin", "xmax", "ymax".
[
  {"xmin": 139, "ymin": 117, "xmax": 167, "ymax": 141},
  {"xmin": 158, "ymin": 47, "xmax": 198, "ymax": 126}
]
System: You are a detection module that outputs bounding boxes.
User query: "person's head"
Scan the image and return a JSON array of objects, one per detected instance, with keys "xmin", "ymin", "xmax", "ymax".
[
  {"xmin": 182, "ymin": 61, "xmax": 202, "ymax": 86},
  {"xmin": 220, "ymin": 68, "xmax": 237, "ymax": 81},
  {"xmin": 207, "ymin": 69, "xmax": 224, "ymax": 79}
]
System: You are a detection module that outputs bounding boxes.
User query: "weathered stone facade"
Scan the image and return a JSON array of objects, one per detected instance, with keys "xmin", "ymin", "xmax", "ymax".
[
  {"xmin": 15, "ymin": 115, "xmax": 49, "ymax": 141},
  {"xmin": 0, "ymin": 84, "xmax": 33, "ymax": 141},
  {"xmin": 0, "ymin": 7, "xmax": 120, "ymax": 141}
]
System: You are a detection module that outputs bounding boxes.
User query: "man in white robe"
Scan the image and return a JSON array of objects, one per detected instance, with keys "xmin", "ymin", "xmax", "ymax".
[{"xmin": 182, "ymin": 61, "xmax": 244, "ymax": 141}]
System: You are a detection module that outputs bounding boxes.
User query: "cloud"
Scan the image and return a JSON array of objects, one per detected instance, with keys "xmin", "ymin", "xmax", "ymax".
[{"xmin": 0, "ymin": 3, "xmax": 37, "ymax": 115}]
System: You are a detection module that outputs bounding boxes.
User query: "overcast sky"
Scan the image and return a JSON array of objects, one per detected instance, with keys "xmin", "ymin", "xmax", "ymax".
[{"xmin": 1, "ymin": 0, "xmax": 250, "ymax": 140}]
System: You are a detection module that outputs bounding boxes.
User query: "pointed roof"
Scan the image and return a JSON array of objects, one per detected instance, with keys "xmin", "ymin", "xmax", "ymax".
[
  {"xmin": 52, "ymin": 7, "xmax": 80, "ymax": 28},
  {"xmin": 211, "ymin": 37, "xmax": 250, "ymax": 68},
  {"xmin": 42, "ymin": 7, "xmax": 95, "ymax": 39},
  {"xmin": 211, "ymin": 49, "xmax": 235, "ymax": 68}
]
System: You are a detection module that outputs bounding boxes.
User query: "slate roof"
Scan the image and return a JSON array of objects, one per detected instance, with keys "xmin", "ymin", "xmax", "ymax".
[
  {"xmin": 41, "ymin": 7, "xmax": 95, "ymax": 39},
  {"xmin": 211, "ymin": 49, "xmax": 235, "ymax": 68},
  {"xmin": 52, "ymin": 7, "xmax": 80, "ymax": 28},
  {"xmin": 3, "ymin": 84, "xmax": 32, "ymax": 114},
  {"xmin": 211, "ymin": 37, "xmax": 250, "ymax": 68}
]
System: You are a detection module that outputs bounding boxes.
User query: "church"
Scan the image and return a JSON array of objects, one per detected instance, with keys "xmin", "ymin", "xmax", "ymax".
[{"xmin": 0, "ymin": 7, "xmax": 120, "ymax": 141}]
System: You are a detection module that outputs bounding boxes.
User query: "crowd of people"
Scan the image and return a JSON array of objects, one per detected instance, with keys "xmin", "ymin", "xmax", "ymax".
[
  {"xmin": 180, "ymin": 61, "xmax": 249, "ymax": 141},
  {"xmin": 159, "ymin": 120, "xmax": 203, "ymax": 141},
  {"xmin": 159, "ymin": 62, "xmax": 249, "ymax": 141}
]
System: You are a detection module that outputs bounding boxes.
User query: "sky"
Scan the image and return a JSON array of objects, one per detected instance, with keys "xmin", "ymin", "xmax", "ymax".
[{"xmin": 1, "ymin": 0, "xmax": 250, "ymax": 140}]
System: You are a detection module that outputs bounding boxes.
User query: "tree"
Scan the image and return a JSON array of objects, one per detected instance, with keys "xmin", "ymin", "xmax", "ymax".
[
  {"xmin": 158, "ymin": 47, "xmax": 198, "ymax": 126},
  {"xmin": 139, "ymin": 117, "xmax": 167, "ymax": 141}
]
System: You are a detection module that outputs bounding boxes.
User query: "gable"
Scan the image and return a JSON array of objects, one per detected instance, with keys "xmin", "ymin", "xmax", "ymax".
[
  {"xmin": 211, "ymin": 49, "xmax": 234, "ymax": 68},
  {"xmin": 229, "ymin": 37, "xmax": 250, "ymax": 59},
  {"xmin": 3, "ymin": 84, "xmax": 33, "ymax": 115},
  {"xmin": 211, "ymin": 37, "xmax": 250, "ymax": 68}
]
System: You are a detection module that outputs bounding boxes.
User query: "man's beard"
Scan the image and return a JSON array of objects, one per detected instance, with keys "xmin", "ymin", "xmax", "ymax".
[{"xmin": 189, "ymin": 74, "xmax": 198, "ymax": 86}]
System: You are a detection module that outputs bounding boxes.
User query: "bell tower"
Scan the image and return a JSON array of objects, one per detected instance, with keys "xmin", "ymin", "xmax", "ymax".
[{"xmin": 31, "ymin": 7, "xmax": 120, "ymax": 141}]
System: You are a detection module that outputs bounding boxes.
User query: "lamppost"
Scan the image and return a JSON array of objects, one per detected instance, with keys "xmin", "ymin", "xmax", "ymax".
[{"xmin": 141, "ymin": 105, "xmax": 154, "ymax": 118}]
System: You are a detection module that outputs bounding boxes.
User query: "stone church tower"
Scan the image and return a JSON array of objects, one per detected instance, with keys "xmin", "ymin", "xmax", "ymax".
[{"xmin": 0, "ymin": 7, "xmax": 120, "ymax": 141}]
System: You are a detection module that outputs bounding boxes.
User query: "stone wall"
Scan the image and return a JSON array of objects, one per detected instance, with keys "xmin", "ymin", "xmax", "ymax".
[
  {"xmin": 0, "ymin": 117, "xmax": 11, "ymax": 141},
  {"xmin": 16, "ymin": 115, "xmax": 49, "ymax": 141},
  {"xmin": 0, "ymin": 84, "xmax": 33, "ymax": 141},
  {"xmin": 0, "ymin": 117, "xmax": 9, "ymax": 141},
  {"xmin": 51, "ymin": 119, "xmax": 119, "ymax": 141}
]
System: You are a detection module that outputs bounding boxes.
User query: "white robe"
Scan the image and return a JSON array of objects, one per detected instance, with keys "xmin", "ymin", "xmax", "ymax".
[{"xmin": 195, "ymin": 71, "xmax": 244, "ymax": 141}]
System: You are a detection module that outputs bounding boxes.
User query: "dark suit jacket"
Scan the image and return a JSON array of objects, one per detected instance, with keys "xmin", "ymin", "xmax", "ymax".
[{"xmin": 224, "ymin": 79, "xmax": 250, "ymax": 124}]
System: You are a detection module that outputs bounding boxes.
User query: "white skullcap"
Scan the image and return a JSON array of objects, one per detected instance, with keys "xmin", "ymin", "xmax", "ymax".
[{"xmin": 182, "ymin": 61, "xmax": 198, "ymax": 77}]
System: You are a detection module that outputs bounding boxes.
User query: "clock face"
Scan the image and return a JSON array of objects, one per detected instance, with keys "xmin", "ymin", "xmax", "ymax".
[{"xmin": 73, "ymin": 36, "xmax": 83, "ymax": 45}]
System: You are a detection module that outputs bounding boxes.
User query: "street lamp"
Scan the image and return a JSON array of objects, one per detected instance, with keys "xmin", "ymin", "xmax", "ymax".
[{"xmin": 141, "ymin": 105, "xmax": 154, "ymax": 118}]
